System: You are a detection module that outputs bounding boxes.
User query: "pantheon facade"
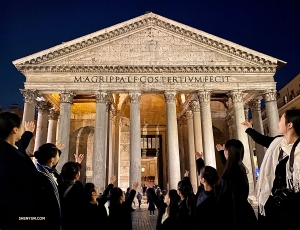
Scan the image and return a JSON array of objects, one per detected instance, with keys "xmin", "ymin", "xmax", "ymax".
[{"xmin": 13, "ymin": 12, "xmax": 285, "ymax": 194}]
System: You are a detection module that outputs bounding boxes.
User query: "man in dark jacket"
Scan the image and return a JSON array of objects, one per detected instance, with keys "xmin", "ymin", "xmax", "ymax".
[{"xmin": 15, "ymin": 121, "xmax": 35, "ymax": 156}]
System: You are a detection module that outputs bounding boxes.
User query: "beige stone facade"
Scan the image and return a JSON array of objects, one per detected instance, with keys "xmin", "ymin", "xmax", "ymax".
[{"xmin": 14, "ymin": 12, "xmax": 285, "ymax": 194}]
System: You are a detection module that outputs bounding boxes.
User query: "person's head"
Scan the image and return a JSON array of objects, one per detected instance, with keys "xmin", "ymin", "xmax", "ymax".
[
  {"xmin": 165, "ymin": 189, "xmax": 180, "ymax": 216},
  {"xmin": 109, "ymin": 187, "xmax": 125, "ymax": 204},
  {"xmin": 222, "ymin": 139, "xmax": 245, "ymax": 176},
  {"xmin": 278, "ymin": 110, "xmax": 300, "ymax": 136},
  {"xmin": 34, "ymin": 143, "xmax": 60, "ymax": 166},
  {"xmin": 138, "ymin": 192, "xmax": 140, "ymax": 195},
  {"xmin": 199, "ymin": 166, "xmax": 219, "ymax": 190},
  {"xmin": 0, "ymin": 112, "xmax": 23, "ymax": 143},
  {"xmin": 83, "ymin": 183, "xmax": 99, "ymax": 203},
  {"xmin": 126, "ymin": 187, "xmax": 130, "ymax": 193},
  {"xmin": 177, "ymin": 179, "xmax": 195, "ymax": 216},
  {"xmin": 61, "ymin": 161, "xmax": 81, "ymax": 182}
]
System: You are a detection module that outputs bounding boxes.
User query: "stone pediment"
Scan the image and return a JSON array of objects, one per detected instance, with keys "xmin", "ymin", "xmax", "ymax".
[{"xmin": 13, "ymin": 12, "xmax": 285, "ymax": 73}]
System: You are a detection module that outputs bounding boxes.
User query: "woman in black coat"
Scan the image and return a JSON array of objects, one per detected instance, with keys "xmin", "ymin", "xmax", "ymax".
[
  {"xmin": 0, "ymin": 112, "xmax": 42, "ymax": 229},
  {"xmin": 34, "ymin": 143, "xmax": 62, "ymax": 230},
  {"xmin": 194, "ymin": 152, "xmax": 219, "ymax": 229},
  {"xmin": 146, "ymin": 185, "xmax": 180, "ymax": 229},
  {"xmin": 82, "ymin": 176, "xmax": 116, "ymax": 229},
  {"xmin": 108, "ymin": 182, "xmax": 138, "ymax": 229},
  {"xmin": 216, "ymin": 139, "xmax": 257, "ymax": 229},
  {"xmin": 147, "ymin": 192, "xmax": 156, "ymax": 216}
]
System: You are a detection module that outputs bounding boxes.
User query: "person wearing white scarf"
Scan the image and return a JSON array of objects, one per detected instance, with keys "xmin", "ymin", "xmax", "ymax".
[{"xmin": 257, "ymin": 110, "xmax": 300, "ymax": 229}]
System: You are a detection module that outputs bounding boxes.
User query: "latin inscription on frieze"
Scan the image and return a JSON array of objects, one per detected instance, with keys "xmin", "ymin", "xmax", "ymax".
[{"xmin": 74, "ymin": 76, "xmax": 230, "ymax": 83}]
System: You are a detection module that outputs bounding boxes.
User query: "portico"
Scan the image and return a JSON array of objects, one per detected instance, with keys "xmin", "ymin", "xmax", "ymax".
[{"xmin": 13, "ymin": 12, "xmax": 285, "ymax": 194}]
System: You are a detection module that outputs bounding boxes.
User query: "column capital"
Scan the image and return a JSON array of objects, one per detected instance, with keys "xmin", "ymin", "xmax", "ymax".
[
  {"xmin": 263, "ymin": 89, "xmax": 277, "ymax": 102},
  {"xmin": 185, "ymin": 110, "xmax": 193, "ymax": 120},
  {"xmin": 179, "ymin": 115, "xmax": 187, "ymax": 125},
  {"xmin": 48, "ymin": 109, "xmax": 60, "ymax": 120},
  {"xmin": 129, "ymin": 92, "xmax": 141, "ymax": 103},
  {"xmin": 249, "ymin": 99, "xmax": 261, "ymax": 111},
  {"xmin": 197, "ymin": 90, "xmax": 211, "ymax": 102},
  {"xmin": 60, "ymin": 91, "xmax": 76, "ymax": 103},
  {"xmin": 189, "ymin": 100, "xmax": 200, "ymax": 112},
  {"xmin": 230, "ymin": 90, "xmax": 244, "ymax": 103},
  {"xmin": 94, "ymin": 91, "xmax": 108, "ymax": 103},
  {"xmin": 36, "ymin": 101, "xmax": 52, "ymax": 113},
  {"xmin": 20, "ymin": 89, "xmax": 40, "ymax": 103},
  {"xmin": 164, "ymin": 91, "xmax": 176, "ymax": 103}
]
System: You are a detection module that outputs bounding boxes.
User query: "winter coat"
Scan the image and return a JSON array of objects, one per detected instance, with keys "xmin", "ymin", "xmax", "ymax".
[
  {"xmin": 147, "ymin": 194, "xmax": 156, "ymax": 211},
  {"xmin": 15, "ymin": 131, "xmax": 33, "ymax": 156},
  {"xmin": 245, "ymin": 128, "xmax": 281, "ymax": 148}
]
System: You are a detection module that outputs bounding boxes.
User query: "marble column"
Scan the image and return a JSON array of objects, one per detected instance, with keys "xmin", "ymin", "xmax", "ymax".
[
  {"xmin": 114, "ymin": 115, "xmax": 121, "ymax": 187},
  {"xmin": 249, "ymin": 99, "xmax": 265, "ymax": 168},
  {"xmin": 20, "ymin": 89, "xmax": 39, "ymax": 155},
  {"xmin": 164, "ymin": 91, "xmax": 181, "ymax": 189},
  {"xmin": 231, "ymin": 91, "xmax": 255, "ymax": 195},
  {"xmin": 198, "ymin": 91, "xmax": 216, "ymax": 168},
  {"xmin": 177, "ymin": 118, "xmax": 184, "ymax": 178},
  {"xmin": 182, "ymin": 116, "xmax": 189, "ymax": 177},
  {"xmin": 34, "ymin": 101, "xmax": 52, "ymax": 151},
  {"xmin": 186, "ymin": 110, "xmax": 197, "ymax": 192},
  {"xmin": 56, "ymin": 91, "xmax": 76, "ymax": 173},
  {"xmin": 108, "ymin": 109, "xmax": 115, "ymax": 181},
  {"xmin": 263, "ymin": 90, "xmax": 279, "ymax": 136},
  {"xmin": 129, "ymin": 92, "xmax": 141, "ymax": 192},
  {"xmin": 190, "ymin": 100, "xmax": 203, "ymax": 157},
  {"xmin": 47, "ymin": 109, "xmax": 59, "ymax": 144},
  {"xmin": 92, "ymin": 91, "xmax": 108, "ymax": 192}
]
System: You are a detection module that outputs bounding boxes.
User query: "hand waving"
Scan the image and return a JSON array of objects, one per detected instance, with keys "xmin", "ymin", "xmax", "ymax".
[
  {"xmin": 184, "ymin": 170, "xmax": 189, "ymax": 177},
  {"xmin": 74, "ymin": 153, "xmax": 84, "ymax": 164},
  {"xmin": 195, "ymin": 151, "xmax": 203, "ymax": 159},
  {"xmin": 241, "ymin": 121, "xmax": 252, "ymax": 129},
  {"xmin": 216, "ymin": 144, "xmax": 225, "ymax": 151},
  {"xmin": 24, "ymin": 121, "xmax": 35, "ymax": 133},
  {"xmin": 109, "ymin": 175, "xmax": 117, "ymax": 184}
]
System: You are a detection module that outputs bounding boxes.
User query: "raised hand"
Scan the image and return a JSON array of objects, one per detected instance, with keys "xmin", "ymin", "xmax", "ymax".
[
  {"xmin": 74, "ymin": 153, "xmax": 84, "ymax": 164},
  {"xmin": 56, "ymin": 141, "xmax": 65, "ymax": 150},
  {"xmin": 216, "ymin": 144, "xmax": 225, "ymax": 151},
  {"xmin": 132, "ymin": 182, "xmax": 139, "ymax": 190},
  {"xmin": 241, "ymin": 121, "xmax": 252, "ymax": 129},
  {"xmin": 184, "ymin": 170, "xmax": 189, "ymax": 177},
  {"xmin": 109, "ymin": 175, "xmax": 117, "ymax": 184},
  {"xmin": 24, "ymin": 121, "xmax": 35, "ymax": 133},
  {"xmin": 195, "ymin": 151, "xmax": 203, "ymax": 159}
]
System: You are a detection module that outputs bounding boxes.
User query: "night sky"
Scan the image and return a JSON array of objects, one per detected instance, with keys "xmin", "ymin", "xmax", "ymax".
[{"xmin": 1, "ymin": 0, "xmax": 299, "ymax": 109}]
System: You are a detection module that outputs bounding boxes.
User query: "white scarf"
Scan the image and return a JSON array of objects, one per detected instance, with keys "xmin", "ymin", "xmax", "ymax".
[{"xmin": 257, "ymin": 136, "xmax": 300, "ymax": 216}]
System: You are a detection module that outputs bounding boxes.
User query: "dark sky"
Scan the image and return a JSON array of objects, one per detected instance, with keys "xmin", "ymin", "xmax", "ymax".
[{"xmin": 1, "ymin": 0, "xmax": 299, "ymax": 109}]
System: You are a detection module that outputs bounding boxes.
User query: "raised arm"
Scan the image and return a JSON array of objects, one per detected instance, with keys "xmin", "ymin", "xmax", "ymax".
[
  {"xmin": 97, "ymin": 175, "xmax": 116, "ymax": 205},
  {"xmin": 124, "ymin": 182, "xmax": 138, "ymax": 207},
  {"xmin": 195, "ymin": 152, "xmax": 205, "ymax": 175},
  {"xmin": 216, "ymin": 144, "xmax": 226, "ymax": 166}
]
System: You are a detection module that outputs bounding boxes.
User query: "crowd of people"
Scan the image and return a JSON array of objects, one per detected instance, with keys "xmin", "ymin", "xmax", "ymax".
[{"xmin": 0, "ymin": 109, "xmax": 300, "ymax": 229}]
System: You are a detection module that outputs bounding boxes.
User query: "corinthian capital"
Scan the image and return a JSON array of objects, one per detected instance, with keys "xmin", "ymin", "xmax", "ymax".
[
  {"xmin": 164, "ymin": 91, "xmax": 177, "ymax": 103},
  {"xmin": 36, "ymin": 101, "xmax": 52, "ymax": 114},
  {"xmin": 60, "ymin": 91, "xmax": 76, "ymax": 103},
  {"xmin": 20, "ymin": 89, "xmax": 39, "ymax": 103},
  {"xmin": 249, "ymin": 99, "xmax": 261, "ymax": 112},
  {"xmin": 94, "ymin": 91, "xmax": 108, "ymax": 103},
  {"xmin": 190, "ymin": 100, "xmax": 200, "ymax": 112},
  {"xmin": 48, "ymin": 109, "xmax": 60, "ymax": 120},
  {"xmin": 129, "ymin": 92, "xmax": 141, "ymax": 103},
  {"xmin": 263, "ymin": 89, "xmax": 277, "ymax": 102},
  {"xmin": 230, "ymin": 91, "xmax": 244, "ymax": 103},
  {"xmin": 197, "ymin": 91, "xmax": 211, "ymax": 103},
  {"xmin": 185, "ymin": 110, "xmax": 193, "ymax": 120}
]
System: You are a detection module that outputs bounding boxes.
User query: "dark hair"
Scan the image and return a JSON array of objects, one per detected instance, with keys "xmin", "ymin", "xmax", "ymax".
[
  {"xmin": 285, "ymin": 109, "xmax": 300, "ymax": 136},
  {"xmin": 61, "ymin": 162, "xmax": 81, "ymax": 181},
  {"xmin": 177, "ymin": 179, "xmax": 195, "ymax": 216},
  {"xmin": 126, "ymin": 187, "xmax": 130, "ymax": 192},
  {"xmin": 200, "ymin": 166, "xmax": 219, "ymax": 188},
  {"xmin": 0, "ymin": 112, "xmax": 22, "ymax": 139},
  {"xmin": 108, "ymin": 187, "xmax": 123, "ymax": 204},
  {"xmin": 83, "ymin": 183, "xmax": 96, "ymax": 203},
  {"xmin": 34, "ymin": 143, "xmax": 59, "ymax": 165},
  {"xmin": 167, "ymin": 189, "xmax": 180, "ymax": 217},
  {"xmin": 221, "ymin": 139, "xmax": 246, "ymax": 178}
]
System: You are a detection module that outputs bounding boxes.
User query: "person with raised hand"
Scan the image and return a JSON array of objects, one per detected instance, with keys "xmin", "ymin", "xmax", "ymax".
[
  {"xmin": 15, "ymin": 121, "xmax": 36, "ymax": 157},
  {"xmin": 108, "ymin": 182, "xmax": 139, "ymax": 229}
]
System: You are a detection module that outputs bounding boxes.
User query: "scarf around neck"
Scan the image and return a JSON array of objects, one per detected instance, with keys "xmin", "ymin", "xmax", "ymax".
[{"xmin": 257, "ymin": 136, "xmax": 300, "ymax": 216}]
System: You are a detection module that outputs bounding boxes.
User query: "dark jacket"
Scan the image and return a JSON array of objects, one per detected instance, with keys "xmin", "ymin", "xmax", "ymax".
[
  {"xmin": 147, "ymin": 194, "xmax": 156, "ymax": 211},
  {"xmin": 59, "ymin": 180, "xmax": 84, "ymax": 229},
  {"xmin": 83, "ymin": 183, "xmax": 113, "ymax": 229},
  {"xmin": 0, "ymin": 139, "xmax": 42, "ymax": 229},
  {"xmin": 195, "ymin": 158, "xmax": 218, "ymax": 229},
  {"xmin": 15, "ymin": 131, "xmax": 33, "ymax": 156},
  {"xmin": 216, "ymin": 150, "xmax": 257, "ymax": 229},
  {"xmin": 147, "ymin": 187, "xmax": 179, "ymax": 229},
  {"xmin": 245, "ymin": 128, "xmax": 281, "ymax": 148},
  {"xmin": 108, "ymin": 189, "xmax": 136, "ymax": 229}
]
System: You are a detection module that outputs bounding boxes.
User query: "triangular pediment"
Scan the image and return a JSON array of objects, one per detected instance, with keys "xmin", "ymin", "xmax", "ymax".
[{"xmin": 13, "ymin": 12, "xmax": 285, "ymax": 72}]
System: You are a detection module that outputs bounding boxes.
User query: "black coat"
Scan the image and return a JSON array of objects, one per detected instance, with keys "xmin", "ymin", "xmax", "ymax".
[
  {"xmin": 245, "ymin": 128, "xmax": 281, "ymax": 148},
  {"xmin": 59, "ymin": 180, "xmax": 84, "ymax": 229},
  {"xmin": 147, "ymin": 187, "xmax": 179, "ymax": 229},
  {"xmin": 147, "ymin": 194, "xmax": 156, "ymax": 211},
  {"xmin": 108, "ymin": 189, "xmax": 136, "ymax": 229},
  {"xmin": 216, "ymin": 150, "xmax": 257, "ymax": 229},
  {"xmin": 0, "ymin": 139, "xmax": 42, "ymax": 229},
  {"xmin": 83, "ymin": 183, "xmax": 113, "ymax": 229},
  {"xmin": 15, "ymin": 131, "xmax": 33, "ymax": 156}
]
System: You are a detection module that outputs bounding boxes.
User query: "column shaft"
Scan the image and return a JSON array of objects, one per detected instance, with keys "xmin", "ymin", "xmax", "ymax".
[
  {"xmin": 263, "ymin": 90, "xmax": 279, "ymax": 136},
  {"xmin": 108, "ymin": 110, "xmax": 114, "ymax": 180},
  {"xmin": 164, "ymin": 92, "xmax": 181, "ymax": 189},
  {"xmin": 129, "ymin": 92, "xmax": 141, "ymax": 192},
  {"xmin": 198, "ymin": 91, "xmax": 216, "ymax": 168}
]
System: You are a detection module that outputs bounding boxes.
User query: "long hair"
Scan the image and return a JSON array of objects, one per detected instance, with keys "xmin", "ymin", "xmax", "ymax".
[
  {"xmin": 0, "ymin": 112, "xmax": 21, "ymax": 139},
  {"xmin": 200, "ymin": 166, "xmax": 219, "ymax": 189},
  {"xmin": 166, "ymin": 189, "xmax": 180, "ymax": 217},
  {"xmin": 108, "ymin": 187, "xmax": 123, "ymax": 204},
  {"xmin": 177, "ymin": 180, "xmax": 195, "ymax": 216},
  {"xmin": 285, "ymin": 109, "xmax": 300, "ymax": 136},
  {"xmin": 221, "ymin": 139, "xmax": 246, "ymax": 178}
]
